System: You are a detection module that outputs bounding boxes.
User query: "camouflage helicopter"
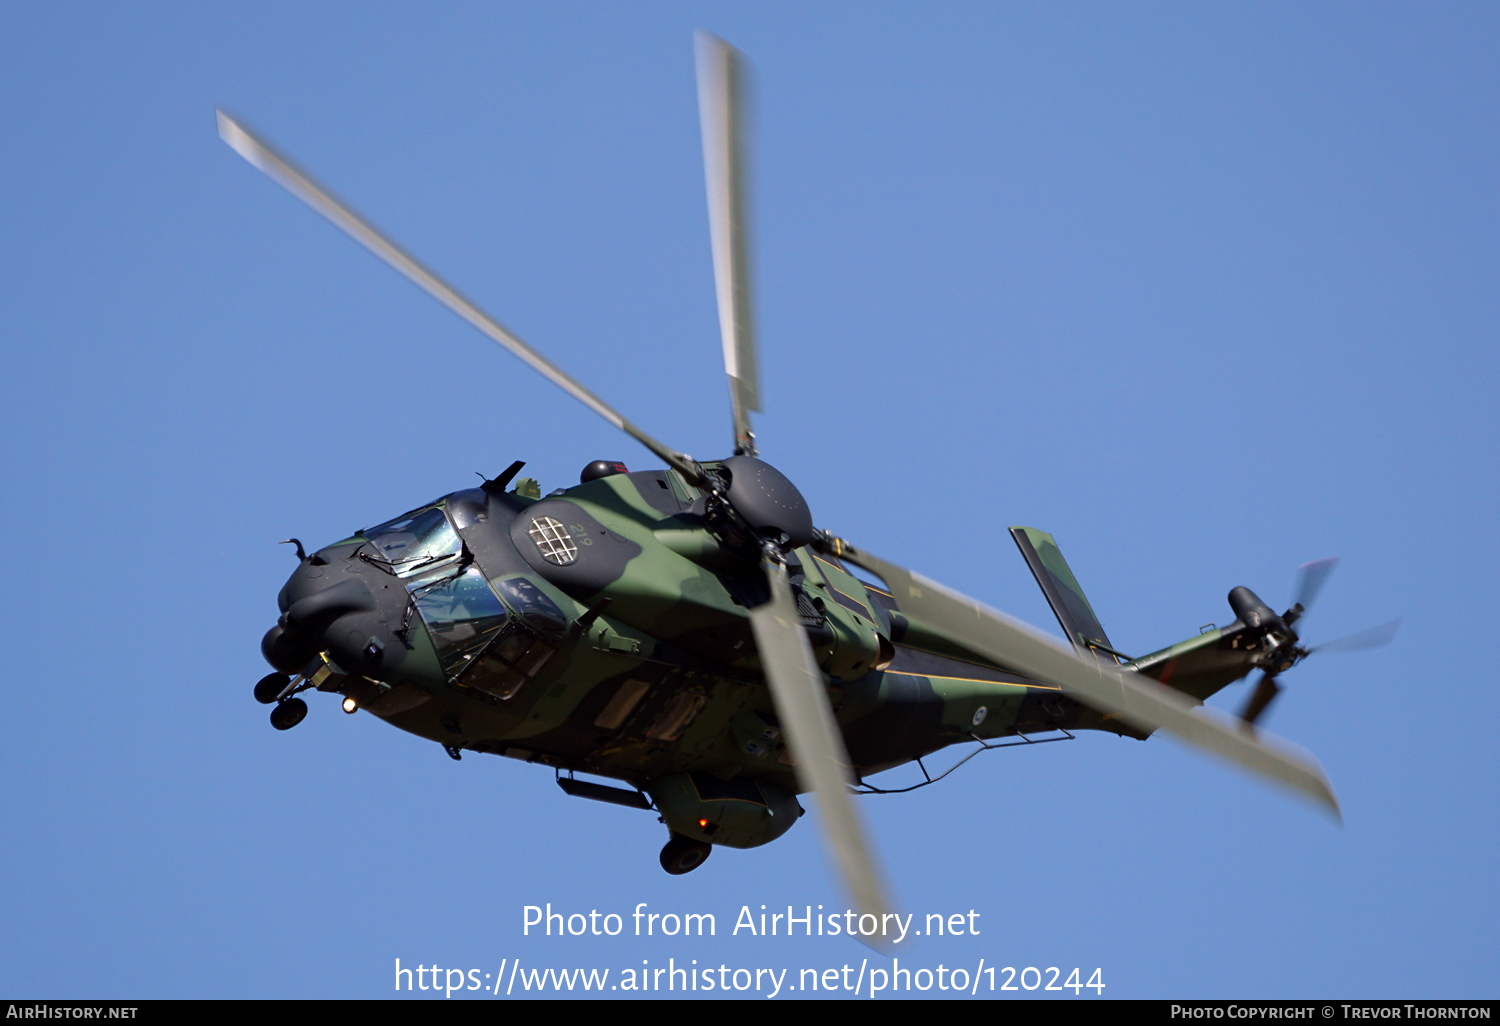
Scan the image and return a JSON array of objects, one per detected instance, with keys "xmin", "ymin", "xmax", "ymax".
[{"xmin": 221, "ymin": 35, "xmax": 1392, "ymax": 935}]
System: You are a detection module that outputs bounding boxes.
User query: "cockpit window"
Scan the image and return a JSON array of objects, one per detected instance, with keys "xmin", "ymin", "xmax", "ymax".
[
  {"xmin": 492, "ymin": 576, "xmax": 567, "ymax": 632},
  {"xmin": 407, "ymin": 566, "xmax": 560, "ymax": 700},
  {"xmin": 365, "ymin": 507, "xmax": 462, "ymax": 578},
  {"xmin": 409, "ymin": 567, "xmax": 509, "ymax": 677},
  {"xmin": 456, "ymin": 624, "xmax": 554, "ymax": 701}
]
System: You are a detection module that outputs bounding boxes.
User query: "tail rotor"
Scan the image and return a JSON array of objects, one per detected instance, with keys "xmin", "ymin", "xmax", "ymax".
[{"xmin": 1236, "ymin": 559, "xmax": 1398, "ymax": 730}]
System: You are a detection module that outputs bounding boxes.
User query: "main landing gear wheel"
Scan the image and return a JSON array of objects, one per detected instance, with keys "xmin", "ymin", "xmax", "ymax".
[
  {"xmin": 270, "ymin": 697, "xmax": 308, "ymax": 731},
  {"xmin": 254, "ymin": 673, "xmax": 290, "ymax": 705},
  {"xmin": 659, "ymin": 833, "xmax": 712, "ymax": 875}
]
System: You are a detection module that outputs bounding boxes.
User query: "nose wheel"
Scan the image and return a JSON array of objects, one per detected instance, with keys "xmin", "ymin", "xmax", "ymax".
[
  {"xmin": 255, "ymin": 669, "xmax": 319, "ymax": 730},
  {"xmin": 269, "ymin": 697, "xmax": 308, "ymax": 730},
  {"xmin": 254, "ymin": 673, "xmax": 289, "ymax": 704},
  {"xmin": 659, "ymin": 833, "xmax": 712, "ymax": 875}
]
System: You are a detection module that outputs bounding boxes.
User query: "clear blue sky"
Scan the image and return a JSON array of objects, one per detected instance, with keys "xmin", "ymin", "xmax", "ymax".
[{"xmin": 1, "ymin": 1, "xmax": 1495, "ymax": 1000}]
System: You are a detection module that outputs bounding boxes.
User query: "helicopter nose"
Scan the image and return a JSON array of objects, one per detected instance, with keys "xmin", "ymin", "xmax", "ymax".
[
  {"xmin": 287, "ymin": 576, "xmax": 377, "ymax": 628},
  {"xmin": 264, "ymin": 554, "xmax": 389, "ymax": 676}
]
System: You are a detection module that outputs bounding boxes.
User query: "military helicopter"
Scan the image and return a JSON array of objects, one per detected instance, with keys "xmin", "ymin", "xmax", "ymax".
[{"xmin": 221, "ymin": 35, "xmax": 1392, "ymax": 940}]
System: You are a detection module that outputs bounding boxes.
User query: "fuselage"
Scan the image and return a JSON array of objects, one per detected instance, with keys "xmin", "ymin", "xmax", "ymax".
[{"xmin": 264, "ymin": 463, "xmax": 1161, "ymax": 846}]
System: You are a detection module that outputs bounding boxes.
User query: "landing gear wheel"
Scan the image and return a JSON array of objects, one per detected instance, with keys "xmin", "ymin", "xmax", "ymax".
[
  {"xmin": 659, "ymin": 833, "xmax": 712, "ymax": 875},
  {"xmin": 254, "ymin": 673, "xmax": 290, "ymax": 705},
  {"xmin": 270, "ymin": 697, "xmax": 308, "ymax": 731}
]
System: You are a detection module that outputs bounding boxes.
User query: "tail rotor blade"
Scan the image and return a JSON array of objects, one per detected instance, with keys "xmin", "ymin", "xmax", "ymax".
[
  {"xmin": 1292, "ymin": 558, "xmax": 1338, "ymax": 615},
  {"xmin": 1239, "ymin": 672, "xmax": 1283, "ymax": 727},
  {"xmin": 1311, "ymin": 618, "xmax": 1401, "ymax": 655},
  {"xmin": 696, "ymin": 32, "xmax": 760, "ymax": 457},
  {"xmin": 748, "ymin": 556, "xmax": 893, "ymax": 950},
  {"xmin": 831, "ymin": 539, "xmax": 1341, "ymax": 820},
  {"xmin": 215, "ymin": 110, "xmax": 702, "ymax": 484}
]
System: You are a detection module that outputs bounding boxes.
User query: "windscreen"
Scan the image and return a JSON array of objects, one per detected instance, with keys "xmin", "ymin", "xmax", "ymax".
[{"xmin": 364, "ymin": 507, "xmax": 462, "ymax": 578}]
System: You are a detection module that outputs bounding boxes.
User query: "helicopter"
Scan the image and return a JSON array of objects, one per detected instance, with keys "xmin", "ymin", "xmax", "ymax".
[{"xmin": 220, "ymin": 34, "xmax": 1391, "ymax": 942}]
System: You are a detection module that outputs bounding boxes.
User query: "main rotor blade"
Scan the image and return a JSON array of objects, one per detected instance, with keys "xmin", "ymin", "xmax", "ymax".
[
  {"xmin": 215, "ymin": 110, "xmax": 701, "ymax": 484},
  {"xmin": 696, "ymin": 33, "xmax": 760, "ymax": 457},
  {"xmin": 1310, "ymin": 618, "xmax": 1401, "ymax": 654},
  {"xmin": 749, "ymin": 557, "xmax": 892, "ymax": 951},
  {"xmin": 831, "ymin": 539, "xmax": 1341, "ymax": 820}
]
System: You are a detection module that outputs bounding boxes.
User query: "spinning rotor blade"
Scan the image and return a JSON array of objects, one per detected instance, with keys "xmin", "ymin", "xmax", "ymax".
[
  {"xmin": 831, "ymin": 539, "xmax": 1341, "ymax": 819},
  {"xmin": 1239, "ymin": 619, "xmax": 1397, "ymax": 728},
  {"xmin": 1239, "ymin": 672, "xmax": 1283, "ymax": 728},
  {"xmin": 1311, "ymin": 619, "xmax": 1401, "ymax": 655},
  {"xmin": 748, "ymin": 556, "xmax": 892, "ymax": 951},
  {"xmin": 696, "ymin": 33, "xmax": 760, "ymax": 457},
  {"xmin": 1292, "ymin": 558, "xmax": 1339, "ymax": 617},
  {"xmin": 215, "ymin": 110, "xmax": 701, "ymax": 483}
]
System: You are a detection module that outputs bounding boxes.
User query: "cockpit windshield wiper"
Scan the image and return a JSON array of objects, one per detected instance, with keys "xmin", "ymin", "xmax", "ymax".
[{"xmin": 358, "ymin": 548, "xmax": 461, "ymax": 578}]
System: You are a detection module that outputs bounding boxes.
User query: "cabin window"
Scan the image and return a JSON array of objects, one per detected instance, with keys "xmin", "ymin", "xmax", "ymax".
[
  {"xmin": 646, "ymin": 692, "xmax": 708, "ymax": 741},
  {"xmin": 594, "ymin": 679, "xmax": 650, "ymax": 730}
]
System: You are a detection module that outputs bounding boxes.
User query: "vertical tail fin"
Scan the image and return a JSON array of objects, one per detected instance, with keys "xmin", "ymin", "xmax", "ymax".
[{"xmin": 1009, "ymin": 527, "xmax": 1120, "ymax": 664}]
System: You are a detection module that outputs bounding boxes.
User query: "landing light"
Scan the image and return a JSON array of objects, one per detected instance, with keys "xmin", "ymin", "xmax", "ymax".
[{"xmin": 342, "ymin": 697, "xmax": 358, "ymax": 714}]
